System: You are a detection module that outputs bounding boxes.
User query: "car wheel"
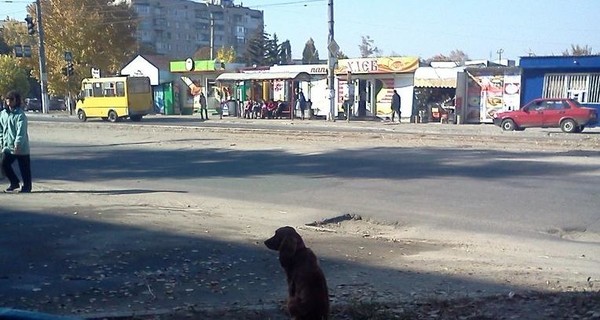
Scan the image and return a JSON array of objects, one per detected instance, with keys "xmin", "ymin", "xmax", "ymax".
[
  {"xmin": 108, "ymin": 110, "xmax": 119, "ymax": 123},
  {"xmin": 560, "ymin": 119, "xmax": 577, "ymax": 133},
  {"xmin": 501, "ymin": 119, "xmax": 516, "ymax": 131},
  {"xmin": 77, "ymin": 109, "xmax": 87, "ymax": 122},
  {"xmin": 130, "ymin": 115, "xmax": 142, "ymax": 122}
]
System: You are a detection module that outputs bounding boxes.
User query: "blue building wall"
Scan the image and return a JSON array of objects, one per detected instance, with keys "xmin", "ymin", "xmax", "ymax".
[{"xmin": 519, "ymin": 55, "xmax": 600, "ymax": 110}]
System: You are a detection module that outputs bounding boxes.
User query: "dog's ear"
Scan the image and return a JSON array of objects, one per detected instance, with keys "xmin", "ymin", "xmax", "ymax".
[
  {"xmin": 279, "ymin": 235, "xmax": 297, "ymax": 255},
  {"xmin": 278, "ymin": 235, "xmax": 298, "ymax": 266}
]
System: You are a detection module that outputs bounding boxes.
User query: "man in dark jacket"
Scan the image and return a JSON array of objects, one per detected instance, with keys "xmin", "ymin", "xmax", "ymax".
[{"xmin": 391, "ymin": 89, "xmax": 401, "ymax": 123}]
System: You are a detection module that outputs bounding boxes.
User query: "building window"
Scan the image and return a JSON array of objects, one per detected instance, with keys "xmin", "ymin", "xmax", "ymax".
[{"xmin": 543, "ymin": 73, "xmax": 600, "ymax": 104}]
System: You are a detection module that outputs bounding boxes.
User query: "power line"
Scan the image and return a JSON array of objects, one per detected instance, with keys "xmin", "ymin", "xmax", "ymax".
[{"xmin": 245, "ymin": 0, "xmax": 325, "ymax": 8}]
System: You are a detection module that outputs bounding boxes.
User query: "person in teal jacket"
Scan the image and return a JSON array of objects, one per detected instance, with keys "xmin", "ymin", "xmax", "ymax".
[{"xmin": 1, "ymin": 90, "xmax": 32, "ymax": 193}]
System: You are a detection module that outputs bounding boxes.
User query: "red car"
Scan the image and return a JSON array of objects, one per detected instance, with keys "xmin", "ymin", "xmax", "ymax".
[{"xmin": 493, "ymin": 98, "xmax": 598, "ymax": 133}]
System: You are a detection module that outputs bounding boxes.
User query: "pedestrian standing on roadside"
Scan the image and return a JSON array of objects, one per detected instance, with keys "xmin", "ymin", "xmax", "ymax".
[
  {"xmin": 391, "ymin": 89, "xmax": 402, "ymax": 123},
  {"xmin": 295, "ymin": 88, "xmax": 307, "ymax": 120},
  {"xmin": 1, "ymin": 90, "xmax": 32, "ymax": 193},
  {"xmin": 199, "ymin": 91, "xmax": 208, "ymax": 120}
]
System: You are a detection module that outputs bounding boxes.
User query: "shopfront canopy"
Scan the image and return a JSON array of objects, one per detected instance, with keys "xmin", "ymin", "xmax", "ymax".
[
  {"xmin": 414, "ymin": 67, "xmax": 462, "ymax": 88},
  {"xmin": 216, "ymin": 71, "xmax": 311, "ymax": 82}
]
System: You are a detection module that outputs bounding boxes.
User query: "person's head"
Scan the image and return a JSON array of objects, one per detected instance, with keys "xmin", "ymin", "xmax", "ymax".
[
  {"xmin": 393, "ymin": 89, "xmax": 398, "ymax": 94},
  {"xmin": 4, "ymin": 90, "xmax": 22, "ymax": 109}
]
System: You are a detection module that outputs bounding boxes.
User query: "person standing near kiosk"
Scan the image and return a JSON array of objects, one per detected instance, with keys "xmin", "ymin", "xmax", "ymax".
[
  {"xmin": 295, "ymin": 88, "xmax": 307, "ymax": 120},
  {"xmin": 391, "ymin": 89, "xmax": 402, "ymax": 123}
]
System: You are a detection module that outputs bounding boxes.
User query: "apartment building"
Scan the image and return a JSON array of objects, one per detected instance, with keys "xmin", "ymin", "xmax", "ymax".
[{"xmin": 127, "ymin": 0, "xmax": 263, "ymax": 60}]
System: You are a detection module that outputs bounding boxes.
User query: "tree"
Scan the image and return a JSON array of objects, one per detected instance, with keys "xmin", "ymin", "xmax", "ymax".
[
  {"xmin": 358, "ymin": 35, "xmax": 381, "ymax": 58},
  {"xmin": 243, "ymin": 30, "xmax": 291, "ymax": 67},
  {"xmin": 194, "ymin": 47, "xmax": 212, "ymax": 60},
  {"xmin": 562, "ymin": 44, "xmax": 594, "ymax": 56},
  {"xmin": 424, "ymin": 50, "xmax": 470, "ymax": 66},
  {"xmin": 278, "ymin": 40, "xmax": 292, "ymax": 65},
  {"xmin": 336, "ymin": 51, "xmax": 349, "ymax": 59},
  {"xmin": 244, "ymin": 28, "xmax": 267, "ymax": 66},
  {"xmin": 302, "ymin": 38, "xmax": 320, "ymax": 64},
  {"xmin": 216, "ymin": 46, "xmax": 237, "ymax": 63},
  {"xmin": 264, "ymin": 33, "xmax": 279, "ymax": 66},
  {"xmin": 0, "ymin": 34, "xmax": 10, "ymax": 55},
  {"xmin": 0, "ymin": 55, "xmax": 30, "ymax": 97},
  {"xmin": 448, "ymin": 50, "xmax": 469, "ymax": 65},
  {"xmin": 6, "ymin": 0, "xmax": 138, "ymax": 97}
]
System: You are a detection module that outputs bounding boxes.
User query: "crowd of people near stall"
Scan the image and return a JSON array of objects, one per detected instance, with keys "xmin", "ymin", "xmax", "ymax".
[{"xmin": 242, "ymin": 99, "xmax": 291, "ymax": 119}]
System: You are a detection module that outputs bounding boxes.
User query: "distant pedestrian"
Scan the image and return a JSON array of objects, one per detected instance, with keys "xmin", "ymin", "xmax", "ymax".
[
  {"xmin": 295, "ymin": 88, "xmax": 307, "ymax": 120},
  {"xmin": 391, "ymin": 89, "xmax": 401, "ymax": 123},
  {"xmin": 1, "ymin": 90, "xmax": 32, "ymax": 193},
  {"xmin": 199, "ymin": 91, "xmax": 208, "ymax": 120}
]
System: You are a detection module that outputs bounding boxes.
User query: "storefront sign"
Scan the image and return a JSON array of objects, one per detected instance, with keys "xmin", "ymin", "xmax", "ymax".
[{"xmin": 336, "ymin": 57, "xmax": 419, "ymax": 74}]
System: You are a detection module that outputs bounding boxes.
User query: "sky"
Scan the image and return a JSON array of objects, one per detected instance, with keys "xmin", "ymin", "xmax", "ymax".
[{"xmin": 3, "ymin": 0, "xmax": 599, "ymax": 61}]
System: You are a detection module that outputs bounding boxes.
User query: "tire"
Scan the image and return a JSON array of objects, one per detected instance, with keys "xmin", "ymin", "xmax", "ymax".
[
  {"xmin": 130, "ymin": 115, "xmax": 142, "ymax": 122},
  {"xmin": 77, "ymin": 109, "xmax": 87, "ymax": 122},
  {"xmin": 108, "ymin": 110, "xmax": 119, "ymax": 123},
  {"xmin": 560, "ymin": 119, "xmax": 577, "ymax": 133},
  {"xmin": 501, "ymin": 119, "xmax": 516, "ymax": 131}
]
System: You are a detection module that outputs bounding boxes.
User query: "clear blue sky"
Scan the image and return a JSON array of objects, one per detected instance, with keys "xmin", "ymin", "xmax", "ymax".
[{"xmin": 3, "ymin": 0, "xmax": 599, "ymax": 61}]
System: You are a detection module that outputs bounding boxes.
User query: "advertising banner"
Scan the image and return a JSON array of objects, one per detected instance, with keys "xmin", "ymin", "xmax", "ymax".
[{"xmin": 336, "ymin": 57, "xmax": 419, "ymax": 74}]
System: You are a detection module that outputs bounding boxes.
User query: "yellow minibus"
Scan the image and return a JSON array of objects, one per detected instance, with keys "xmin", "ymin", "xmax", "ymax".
[{"xmin": 76, "ymin": 76, "xmax": 153, "ymax": 122}]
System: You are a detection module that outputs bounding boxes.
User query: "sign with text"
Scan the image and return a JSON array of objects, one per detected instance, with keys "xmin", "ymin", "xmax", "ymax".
[{"xmin": 336, "ymin": 57, "xmax": 419, "ymax": 74}]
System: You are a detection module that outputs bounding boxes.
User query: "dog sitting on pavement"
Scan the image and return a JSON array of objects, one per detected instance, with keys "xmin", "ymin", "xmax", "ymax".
[{"xmin": 264, "ymin": 226, "xmax": 330, "ymax": 320}]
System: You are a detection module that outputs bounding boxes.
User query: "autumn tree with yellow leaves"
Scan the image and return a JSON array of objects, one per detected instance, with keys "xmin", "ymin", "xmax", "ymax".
[{"xmin": 2, "ymin": 0, "xmax": 138, "ymax": 97}]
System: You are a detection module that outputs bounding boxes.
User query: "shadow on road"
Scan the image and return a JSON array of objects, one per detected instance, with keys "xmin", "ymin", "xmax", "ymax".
[{"xmin": 0, "ymin": 206, "xmax": 534, "ymax": 318}]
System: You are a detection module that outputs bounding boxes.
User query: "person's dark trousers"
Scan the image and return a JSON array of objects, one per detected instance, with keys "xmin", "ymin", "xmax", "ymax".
[
  {"xmin": 202, "ymin": 108, "xmax": 208, "ymax": 120},
  {"xmin": 2, "ymin": 152, "xmax": 32, "ymax": 191}
]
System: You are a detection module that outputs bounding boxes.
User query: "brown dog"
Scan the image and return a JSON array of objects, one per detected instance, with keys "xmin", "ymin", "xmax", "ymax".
[{"xmin": 265, "ymin": 226, "xmax": 329, "ymax": 320}]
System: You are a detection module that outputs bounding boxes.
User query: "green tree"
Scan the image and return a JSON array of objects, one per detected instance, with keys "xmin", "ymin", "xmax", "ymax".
[
  {"xmin": 243, "ymin": 30, "xmax": 290, "ymax": 66},
  {"xmin": 0, "ymin": 55, "xmax": 30, "ymax": 97},
  {"xmin": 264, "ymin": 33, "xmax": 279, "ymax": 66},
  {"xmin": 244, "ymin": 28, "xmax": 267, "ymax": 66},
  {"xmin": 336, "ymin": 51, "xmax": 349, "ymax": 59},
  {"xmin": 7, "ymin": 0, "xmax": 138, "ymax": 97},
  {"xmin": 562, "ymin": 44, "xmax": 594, "ymax": 56},
  {"xmin": 278, "ymin": 40, "xmax": 292, "ymax": 65},
  {"xmin": 302, "ymin": 38, "xmax": 319, "ymax": 64},
  {"xmin": 358, "ymin": 35, "xmax": 381, "ymax": 58}
]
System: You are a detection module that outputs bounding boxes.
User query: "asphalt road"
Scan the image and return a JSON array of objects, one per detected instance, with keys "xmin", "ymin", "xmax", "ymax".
[{"xmin": 27, "ymin": 113, "xmax": 600, "ymax": 241}]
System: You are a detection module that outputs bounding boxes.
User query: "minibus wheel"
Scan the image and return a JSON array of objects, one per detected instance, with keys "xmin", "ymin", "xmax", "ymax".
[
  {"xmin": 77, "ymin": 110, "xmax": 87, "ymax": 122},
  {"xmin": 108, "ymin": 110, "xmax": 118, "ymax": 123}
]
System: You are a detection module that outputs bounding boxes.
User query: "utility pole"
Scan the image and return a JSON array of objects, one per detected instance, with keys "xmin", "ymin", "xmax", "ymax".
[
  {"xmin": 496, "ymin": 48, "xmax": 504, "ymax": 62},
  {"xmin": 210, "ymin": 12, "xmax": 215, "ymax": 60},
  {"xmin": 326, "ymin": 0, "xmax": 336, "ymax": 121},
  {"xmin": 35, "ymin": 0, "xmax": 50, "ymax": 114}
]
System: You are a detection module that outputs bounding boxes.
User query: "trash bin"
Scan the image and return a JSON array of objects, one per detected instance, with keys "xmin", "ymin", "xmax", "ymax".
[
  {"xmin": 226, "ymin": 100, "xmax": 238, "ymax": 117},
  {"xmin": 181, "ymin": 106, "xmax": 193, "ymax": 115}
]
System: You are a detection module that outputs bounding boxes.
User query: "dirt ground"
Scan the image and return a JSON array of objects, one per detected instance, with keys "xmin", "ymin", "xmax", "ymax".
[{"xmin": 1, "ymin": 119, "xmax": 599, "ymax": 319}]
